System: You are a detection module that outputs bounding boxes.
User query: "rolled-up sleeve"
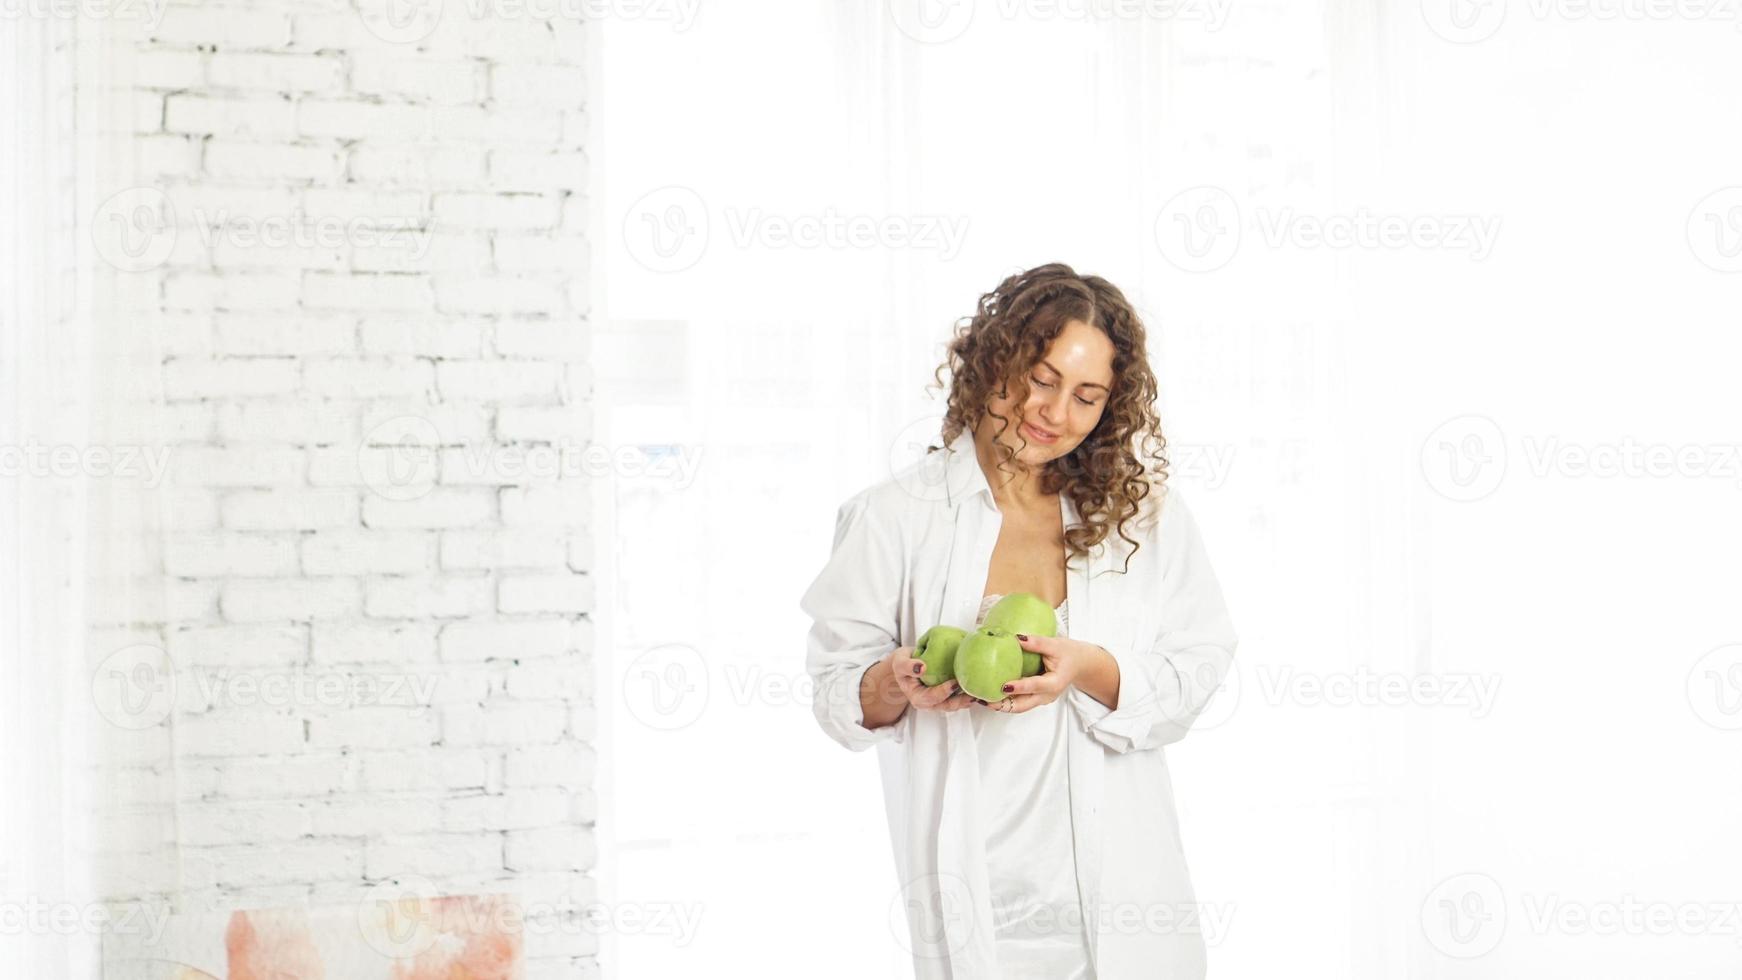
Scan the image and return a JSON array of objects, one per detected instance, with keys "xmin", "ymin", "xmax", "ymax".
[
  {"xmin": 1069, "ymin": 487, "xmax": 1237, "ymax": 754},
  {"xmin": 800, "ymin": 492, "xmax": 906, "ymax": 752}
]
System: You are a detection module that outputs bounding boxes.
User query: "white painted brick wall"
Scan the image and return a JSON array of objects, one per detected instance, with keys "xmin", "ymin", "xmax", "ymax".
[{"xmin": 89, "ymin": 3, "xmax": 597, "ymax": 974}]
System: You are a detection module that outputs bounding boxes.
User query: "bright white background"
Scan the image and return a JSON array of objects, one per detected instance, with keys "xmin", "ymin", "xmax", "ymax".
[{"xmin": 592, "ymin": 2, "xmax": 1742, "ymax": 978}]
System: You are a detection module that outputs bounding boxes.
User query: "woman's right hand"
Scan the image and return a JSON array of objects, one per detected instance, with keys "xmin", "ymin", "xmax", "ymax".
[{"xmin": 887, "ymin": 645, "xmax": 977, "ymax": 712}]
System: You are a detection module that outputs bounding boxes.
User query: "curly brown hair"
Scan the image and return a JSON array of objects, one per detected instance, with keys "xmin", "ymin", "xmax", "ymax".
[{"xmin": 925, "ymin": 262, "xmax": 1169, "ymax": 574}]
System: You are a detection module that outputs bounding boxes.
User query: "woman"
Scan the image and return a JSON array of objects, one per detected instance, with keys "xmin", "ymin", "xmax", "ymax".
[{"xmin": 801, "ymin": 263, "xmax": 1238, "ymax": 979}]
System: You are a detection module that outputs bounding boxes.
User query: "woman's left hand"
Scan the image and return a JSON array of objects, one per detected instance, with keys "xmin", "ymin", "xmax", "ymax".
[{"xmin": 985, "ymin": 633, "xmax": 1100, "ymax": 714}]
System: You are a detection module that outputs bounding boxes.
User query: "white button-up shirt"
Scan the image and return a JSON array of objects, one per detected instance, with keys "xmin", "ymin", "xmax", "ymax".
[{"xmin": 800, "ymin": 428, "xmax": 1239, "ymax": 979}]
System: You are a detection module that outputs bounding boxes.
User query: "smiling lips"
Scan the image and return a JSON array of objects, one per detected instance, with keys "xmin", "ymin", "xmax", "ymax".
[{"xmin": 1022, "ymin": 422, "xmax": 1059, "ymax": 444}]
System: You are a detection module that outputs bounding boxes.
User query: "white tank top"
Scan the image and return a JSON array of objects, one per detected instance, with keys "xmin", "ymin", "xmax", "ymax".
[{"xmin": 969, "ymin": 593, "xmax": 1093, "ymax": 979}]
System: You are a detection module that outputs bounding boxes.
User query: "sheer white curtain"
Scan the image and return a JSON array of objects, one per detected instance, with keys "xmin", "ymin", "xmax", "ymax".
[
  {"xmin": 3, "ymin": 14, "xmax": 176, "ymax": 980},
  {"xmin": 600, "ymin": 5, "xmax": 1740, "ymax": 979},
  {"xmin": 599, "ymin": 7, "xmax": 1395, "ymax": 977}
]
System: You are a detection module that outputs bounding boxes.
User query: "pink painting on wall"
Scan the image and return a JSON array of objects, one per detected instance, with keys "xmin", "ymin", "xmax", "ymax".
[{"xmin": 106, "ymin": 893, "xmax": 522, "ymax": 980}]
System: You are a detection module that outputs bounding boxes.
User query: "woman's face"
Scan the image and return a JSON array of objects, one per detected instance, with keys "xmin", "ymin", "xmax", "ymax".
[{"xmin": 985, "ymin": 318, "xmax": 1116, "ymax": 466}]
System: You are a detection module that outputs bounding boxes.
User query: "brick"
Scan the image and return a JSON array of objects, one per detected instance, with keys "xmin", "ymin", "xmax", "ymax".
[
  {"xmin": 299, "ymin": 100, "xmax": 432, "ymax": 140},
  {"xmin": 439, "ymin": 619, "xmax": 569, "ymax": 662},
  {"xmin": 442, "ymin": 788, "xmax": 569, "ymax": 832},
  {"xmin": 442, "ymin": 701, "xmax": 567, "ymax": 747},
  {"xmin": 440, "ymin": 530, "xmax": 566, "ymax": 570},
  {"xmin": 488, "ymin": 150, "xmax": 588, "ymax": 190},
  {"xmin": 348, "ymin": 145, "xmax": 486, "ymax": 186},
  {"xmin": 164, "ymin": 272, "xmax": 301, "ymax": 312},
  {"xmin": 166, "ymin": 95, "xmax": 296, "ymax": 138},
  {"xmin": 206, "ymin": 754, "xmax": 355, "ymax": 799},
  {"xmin": 433, "ymin": 192, "xmax": 556, "ymax": 231},
  {"xmin": 183, "ymin": 840, "xmax": 362, "ymax": 891},
  {"xmin": 169, "ymin": 447, "xmax": 305, "ymax": 488},
  {"xmin": 436, "ymin": 276, "xmax": 567, "ymax": 316},
  {"xmin": 503, "ymin": 742, "xmax": 596, "ymax": 788},
  {"xmin": 173, "ymin": 709, "xmax": 305, "ymax": 756},
  {"xmin": 351, "ymin": 55, "xmax": 483, "ymax": 105},
  {"xmin": 181, "ymin": 800, "xmax": 310, "ymax": 845},
  {"xmin": 167, "ymin": 624, "xmax": 307, "ymax": 669},
  {"xmin": 361, "ymin": 489, "xmax": 493, "ymax": 529},
  {"xmin": 308, "ymin": 706, "xmax": 439, "ymax": 750},
  {"xmin": 358, "ymin": 318, "xmax": 486, "ymax": 358},
  {"xmin": 209, "ymin": 53, "xmax": 343, "ymax": 94},
  {"xmin": 491, "ymin": 322, "xmax": 587, "ymax": 360},
  {"xmin": 312, "ymin": 622, "xmax": 440, "ymax": 665},
  {"xmin": 152, "ymin": 7, "xmax": 293, "ymax": 49},
  {"xmin": 493, "ymin": 235, "xmax": 588, "ymax": 273},
  {"xmin": 216, "ymin": 400, "xmax": 358, "ymax": 447},
  {"xmin": 359, "ymin": 401, "xmax": 491, "ymax": 443},
  {"xmin": 352, "ymin": 230, "xmax": 491, "ymax": 274},
  {"xmin": 138, "ymin": 134, "xmax": 200, "ymax": 179},
  {"xmin": 494, "ymin": 404, "xmax": 591, "ymax": 442},
  {"xmin": 363, "ymin": 576, "xmax": 494, "ymax": 619},
  {"xmin": 301, "ymin": 357, "xmax": 435, "ymax": 399},
  {"xmin": 164, "ymin": 532, "xmax": 300, "ymax": 577},
  {"xmin": 501, "ymin": 659, "xmax": 591, "ymax": 702},
  {"xmin": 490, "ymin": 64, "xmax": 586, "ymax": 108},
  {"xmin": 499, "ymin": 485, "xmax": 589, "ymax": 527},
  {"xmin": 302, "ymin": 530, "xmax": 436, "ymax": 575},
  {"xmin": 358, "ymin": 747, "xmax": 491, "ymax": 793},
  {"xmin": 498, "ymin": 573, "xmax": 592, "ymax": 614},
  {"xmin": 214, "ymin": 315, "xmax": 354, "ymax": 357},
  {"xmin": 220, "ymin": 578, "xmax": 361, "ymax": 622},
  {"xmin": 134, "ymin": 49, "xmax": 205, "ymax": 89},
  {"xmin": 302, "ymin": 272, "xmax": 434, "ymax": 312},
  {"xmin": 505, "ymin": 826, "xmax": 595, "ymax": 872},
  {"xmin": 204, "ymin": 141, "xmax": 342, "ymax": 182},
  {"xmin": 365, "ymin": 834, "xmax": 501, "ymax": 880},
  {"xmin": 436, "ymin": 360, "xmax": 562, "ymax": 402},
  {"xmin": 164, "ymin": 358, "xmax": 300, "ymax": 400},
  {"xmin": 431, "ymin": 105, "xmax": 564, "ymax": 146}
]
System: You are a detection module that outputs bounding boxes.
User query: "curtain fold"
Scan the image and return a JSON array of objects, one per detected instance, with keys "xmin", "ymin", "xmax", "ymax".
[{"xmin": 3, "ymin": 13, "xmax": 177, "ymax": 979}]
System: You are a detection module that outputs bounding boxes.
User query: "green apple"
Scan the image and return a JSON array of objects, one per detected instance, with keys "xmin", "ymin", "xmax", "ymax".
[
  {"xmin": 982, "ymin": 592, "xmax": 1057, "ymax": 639},
  {"xmin": 955, "ymin": 627, "xmax": 1023, "ymax": 702},
  {"xmin": 913, "ymin": 625, "xmax": 966, "ymax": 687},
  {"xmin": 984, "ymin": 593, "xmax": 1055, "ymax": 679}
]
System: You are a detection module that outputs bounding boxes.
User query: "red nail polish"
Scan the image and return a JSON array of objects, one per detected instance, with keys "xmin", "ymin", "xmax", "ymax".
[
  {"xmin": 1001, "ymin": 683, "xmax": 1014, "ymax": 693},
  {"xmin": 1016, "ymin": 633, "xmax": 1029, "ymax": 641}
]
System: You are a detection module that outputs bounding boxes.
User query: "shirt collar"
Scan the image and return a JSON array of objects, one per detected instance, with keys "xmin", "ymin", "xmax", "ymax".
[
  {"xmin": 943, "ymin": 426, "xmax": 994, "ymax": 511},
  {"xmin": 943, "ymin": 425, "xmax": 1085, "ymax": 528}
]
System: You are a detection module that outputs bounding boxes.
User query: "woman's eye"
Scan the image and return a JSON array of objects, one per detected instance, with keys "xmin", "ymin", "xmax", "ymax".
[
  {"xmin": 1031, "ymin": 377, "xmax": 1052, "ymax": 389},
  {"xmin": 1075, "ymin": 396, "xmax": 1096, "ymax": 407}
]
